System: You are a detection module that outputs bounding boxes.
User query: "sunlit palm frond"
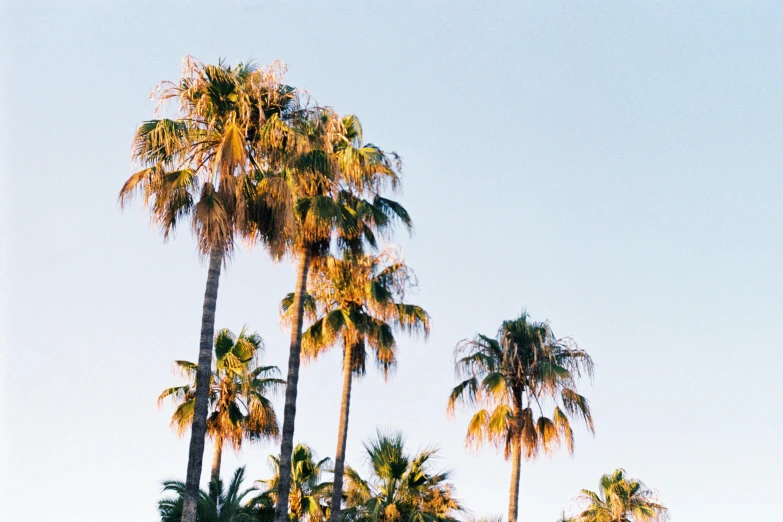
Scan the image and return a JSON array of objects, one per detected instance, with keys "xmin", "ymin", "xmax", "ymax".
[
  {"xmin": 159, "ymin": 326, "xmax": 280, "ymax": 450},
  {"xmin": 575, "ymin": 469, "xmax": 669, "ymax": 522},
  {"xmin": 447, "ymin": 377, "xmax": 478, "ymax": 417}
]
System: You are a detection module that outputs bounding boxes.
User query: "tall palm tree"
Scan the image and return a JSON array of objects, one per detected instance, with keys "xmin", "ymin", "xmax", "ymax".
[
  {"xmin": 253, "ymin": 444, "xmax": 333, "ymax": 522},
  {"xmin": 273, "ymin": 112, "xmax": 412, "ymax": 522},
  {"xmin": 575, "ymin": 469, "xmax": 669, "ymax": 522},
  {"xmin": 341, "ymin": 430, "xmax": 463, "ymax": 522},
  {"xmin": 120, "ymin": 58, "xmax": 300, "ymax": 522},
  {"xmin": 159, "ymin": 466, "xmax": 258, "ymax": 522},
  {"xmin": 158, "ymin": 327, "xmax": 284, "ymax": 486},
  {"xmin": 447, "ymin": 311, "xmax": 595, "ymax": 522},
  {"xmin": 281, "ymin": 248, "xmax": 429, "ymax": 522}
]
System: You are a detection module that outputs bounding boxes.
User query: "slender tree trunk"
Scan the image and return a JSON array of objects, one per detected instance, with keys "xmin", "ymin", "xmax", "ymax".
[
  {"xmin": 181, "ymin": 247, "xmax": 223, "ymax": 522},
  {"xmin": 508, "ymin": 398, "xmax": 524, "ymax": 522},
  {"xmin": 274, "ymin": 249, "xmax": 312, "ymax": 522},
  {"xmin": 329, "ymin": 342, "xmax": 356, "ymax": 522},
  {"xmin": 210, "ymin": 434, "xmax": 224, "ymax": 488},
  {"xmin": 507, "ymin": 434, "xmax": 522, "ymax": 522}
]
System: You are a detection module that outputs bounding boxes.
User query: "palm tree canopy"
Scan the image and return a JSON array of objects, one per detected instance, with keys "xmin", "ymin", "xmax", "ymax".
[
  {"xmin": 281, "ymin": 247, "xmax": 430, "ymax": 378},
  {"xmin": 576, "ymin": 469, "xmax": 669, "ymax": 522},
  {"xmin": 158, "ymin": 327, "xmax": 284, "ymax": 449},
  {"xmin": 448, "ymin": 311, "xmax": 595, "ymax": 459},
  {"xmin": 158, "ymin": 466, "xmax": 259, "ymax": 522},
  {"xmin": 120, "ymin": 57, "xmax": 301, "ymax": 257},
  {"xmin": 253, "ymin": 444, "xmax": 333, "ymax": 522},
  {"xmin": 267, "ymin": 108, "xmax": 412, "ymax": 259},
  {"xmin": 342, "ymin": 430, "xmax": 464, "ymax": 522}
]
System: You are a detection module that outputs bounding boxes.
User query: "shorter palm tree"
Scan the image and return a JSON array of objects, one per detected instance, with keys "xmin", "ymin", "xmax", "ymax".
[
  {"xmin": 282, "ymin": 247, "xmax": 430, "ymax": 522},
  {"xmin": 159, "ymin": 327, "xmax": 284, "ymax": 485},
  {"xmin": 342, "ymin": 430, "xmax": 463, "ymax": 522},
  {"xmin": 448, "ymin": 311, "xmax": 595, "ymax": 522},
  {"xmin": 575, "ymin": 469, "xmax": 669, "ymax": 522},
  {"xmin": 253, "ymin": 444, "xmax": 332, "ymax": 522},
  {"xmin": 158, "ymin": 466, "xmax": 258, "ymax": 522}
]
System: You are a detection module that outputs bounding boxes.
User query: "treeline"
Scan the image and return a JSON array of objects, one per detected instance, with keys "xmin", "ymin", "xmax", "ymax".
[{"xmin": 120, "ymin": 58, "xmax": 668, "ymax": 522}]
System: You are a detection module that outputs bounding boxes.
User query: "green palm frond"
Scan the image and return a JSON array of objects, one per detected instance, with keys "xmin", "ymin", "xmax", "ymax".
[
  {"xmin": 447, "ymin": 377, "xmax": 479, "ymax": 416},
  {"xmin": 157, "ymin": 385, "xmax": 192, "ymax": 409},
  {"xmin": 256, "ymin": 443, "xmax": 332, "ymax": 521},
  {"xmin": 576, "ymin": 469, "xmax": 669, "ymax": 522},
  {"xmin": 158, "ymin": 466, "xmax": 258, "ymax": 522},
  {"xmin": 560, "ymin": 388, "xmax": 594, "ymax": 433}
]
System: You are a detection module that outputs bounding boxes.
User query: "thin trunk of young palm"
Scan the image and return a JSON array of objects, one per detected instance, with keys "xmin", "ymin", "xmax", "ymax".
[
  {"xmin": 274, "ymin": 249, "xmax": 312, "ymax": 522},
  {"xmin": 181, "ymin": 247, "xmax": 223, "ymax": 522},
  {"xmin": 329, "ymin": 342, "xmax": 356, "ymax": 522},
  {"xmin": 508, "ymin": 434, "xmax": 522, "ymax": 522},
  {"xmin": 210, "ymin": 433, "xmax": 224, "ymax": 487}
]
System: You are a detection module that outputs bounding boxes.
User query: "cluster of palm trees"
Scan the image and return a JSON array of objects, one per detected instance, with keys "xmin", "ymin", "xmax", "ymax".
[{"xmin": 120, "ymin": 58, "xmax": 669, "ymax": 522}]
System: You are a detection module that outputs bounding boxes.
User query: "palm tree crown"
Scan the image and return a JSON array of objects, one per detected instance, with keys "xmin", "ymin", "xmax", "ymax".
[
  {"xmin": 342, "ymin": 430, "xmax": 463, "ymax": 522},
  {"xmin": 286, "ymin": 247, "xmax": 430, "ymax": 375},
  {"xmin": 158, "ymin": 466, "xmax": 258, "ymax": 522},
  {"xmin": 275, "ymin": 110, "xmax": 410, "ymax": 259},
  {"xmin": 120, "ymin": 57, "xmax": 299, "ymax": 257},
  {"xmin": 576, "ymin": 469, "xmax": 669, "ymax": 522},
  {"xmin": 158, "ymin": 327, "xmax": 284, "ymax": 483},
  {"xmin": 449, "ymin": 311, "xmax": 595, "ymax": 458},
  {"xmin": 253, "ymin": 444, "xmax": 333, "ymax": 522}
]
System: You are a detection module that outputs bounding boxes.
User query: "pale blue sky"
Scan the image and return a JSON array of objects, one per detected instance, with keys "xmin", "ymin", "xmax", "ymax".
[{"xmin": 2, "ymin": 1, "xmax": 782, "ymax": 521}]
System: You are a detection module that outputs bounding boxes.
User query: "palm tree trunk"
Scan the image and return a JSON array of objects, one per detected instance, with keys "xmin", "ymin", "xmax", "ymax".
[
  {"xmin": 329, "ymin": 342, "xmax": 356, "ymax": 522},
  {"xmin": 210, "ymin": 434, "xmax": 224, "ymax": 487},
  {"xmin": 508, "ymin": 399, "xmax": 524, "ymax": 522},
  {"xmin": 274, "ymin": 248, "xmax": 312, "ymax": 522},
  {"xmin": 508, "ymin": 434, "xmax": 522, "ymax": 522},
  {"xmin": 181, "ymin": 247, "xmax": 223, "ymax": 522}
]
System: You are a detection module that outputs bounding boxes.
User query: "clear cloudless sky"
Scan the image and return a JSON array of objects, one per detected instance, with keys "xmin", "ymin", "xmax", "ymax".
[{"xmin": 2, "ymin": 1, "xmax": 782, "ymax": 521}]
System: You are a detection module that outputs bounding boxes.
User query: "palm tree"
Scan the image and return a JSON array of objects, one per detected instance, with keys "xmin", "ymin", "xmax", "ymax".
[
  {"xmin": 575, "ymin": 469, "xmax": 668, "ymax": 522},
  {"xmin": 253, "ymin": 444, "xmax": 333, "ymax": 522},
  {"xmin": 158, "ymin": 327, "xmax": 284, "ymax": 486},
  {"xmin": 447, "ymin": 311, "xmax": 595, "ymax": 522},
  {"xmin": 341, "ymin": 430, "xmax": 463, "ymax": 522},
  {"xmin": 281, "ymin": 248, "xmax": 429, "ymax": 522},
  {"xmin": 273, "ymin": 112, "xmax": 412, "ymax": 522},
  {"xmin": 159, "ymin": 466, "xmax": 258, "ymax": 522},
  {"xmin": 121, "ymin": 58, "xmax": 300, "ymax": 522}
]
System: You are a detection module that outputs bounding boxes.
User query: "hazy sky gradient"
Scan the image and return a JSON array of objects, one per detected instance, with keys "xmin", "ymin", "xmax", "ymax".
[{"xmin": 2, "ymin": 1, "xmax": 782, "ymax": 521}]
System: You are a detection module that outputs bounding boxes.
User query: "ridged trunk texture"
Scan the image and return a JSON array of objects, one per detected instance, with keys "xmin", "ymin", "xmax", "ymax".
[
  {"xmin": 329, "ymin": 342, "xmax": 356, "ymax": 522},
  {"xmin": 181, "ymin": 248, "xmax": 223, "ymax": 522},
  {"xmin": 274, "ymin": 250, "xmax": 312, "ymax": 522},
  {"xmin": 211, "ymin": 434, "xmax": 224, "ymax": 487}
]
